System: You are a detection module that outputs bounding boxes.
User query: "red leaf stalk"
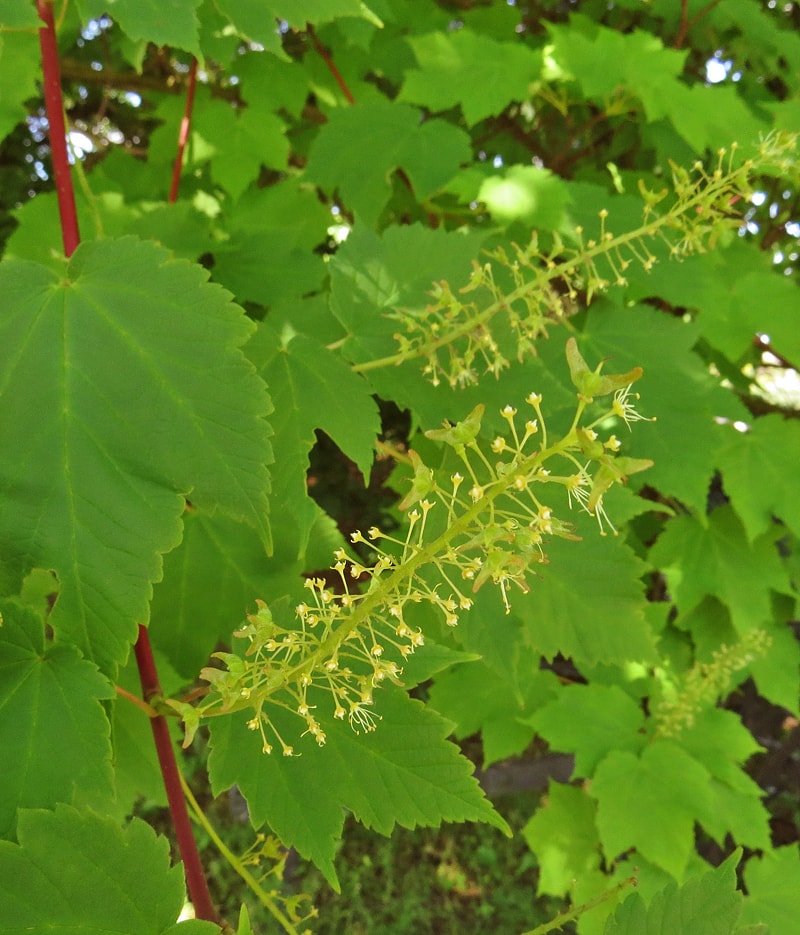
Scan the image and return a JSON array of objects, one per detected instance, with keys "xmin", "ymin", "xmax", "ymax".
[
  {"xmin": 308, "ymin": 24, "xmax": 356, "ymax": 104},
  {"xmin": 169, "ymin": 57, "xmax": 199, "ymax": 203},
  {"xmin": 135, "ymin": 625, "xmax": 221, "ymax": 925},
  {"xmin": 37, "ymin": 0, "xmax": 80, "ymax": 257}
]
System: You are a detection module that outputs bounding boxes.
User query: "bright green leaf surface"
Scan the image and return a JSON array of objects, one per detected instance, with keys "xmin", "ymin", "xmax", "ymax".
[
  {"xmin": 305, "ymin": 101, "xmax": 471, "ymax": 225},
  {"xmin": 191, "ymin": 95, "xmax": 289, "ymax": 201},
  {"xmin": 523, "ymin": 783, "xmax": 601, "ymax": 897},
  {"xmin": 749, "ymin": 619, "xmax": 800, "ymax": 715},
  {"xmin": 649, "ymin": 506, "xmax": 792, "ymax": 635},
  {"xmin": 249, "ymin": 321, "xmax": 379, "ymax": 488},
  {"xmin": 428, "ymin": 658, "xmax": 559, "ymax": 767},
  {"xmin": 591, "ymin": 741, "xmax": 712, "ymax": 879},
  {"xmin": 400, "ymin": 29, "xmax": 542, "ymax": 125},
  {"xmin": 515, "ymin": 517, "xmax": 656, "ymax": 668},
  {"xmin": 212, "ymin": 181, "xmax": 329, "ymax": 306},
  {"xmin": 208, "ymin": 689, "xmax": 508, "ymax": 886},
  {"xmin": 0, "ymin": 32, "xmax": 41, "ymax": 143},
  {"xmin": 528, "ymin": 684, "xmax": 646, "ymax": 778},
  {"xmin": 479, "ymin": 165, "xmax": 571, "ymax": 227},
  {"xmin": 582, "ymin": 303, "xmax": 748, "ymax": 514},
  {"xmin": 149, "ymin": 506, "xmax": 342, "ymax": 680},
  {"xmin": 717, "ymin": 415, "xmax": 800, "ymax": 541},
  {"xmin": 742, "ymin": 845, "xmax": 800, "ymax": 935},
  {"xmin": 675, "ymin": 711, "xmax": 770, "ymax": 849},
  {"xmin": 547, "ymin": 17, "xmax": 685, "ymax": 105},
  {"xmin": 0, "ymin": 601, "xmax": 114, "ymax": 839},
  {"xmin": 0, "ymin": 0, "xmax": 40, "ymax": 27},
  {"xmin": 78, "ymin": 0, "xmax": 202, "ymax": 56},
  {"xmin": 0, "ymin": 237, "xmax": 272, "ymax": 673},
  {"xmin": 604, "ymin": 851, "xmax": 742, "ymax": 935},
  {"xmin": 0, "ymin": 804, "xmax": 217, "ymax": 934}
]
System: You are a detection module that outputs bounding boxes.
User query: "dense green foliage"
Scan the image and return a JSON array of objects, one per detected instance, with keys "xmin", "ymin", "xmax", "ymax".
[{"xmin": 1, "ymin": 1, "xmax": 799, "ymax": 933}]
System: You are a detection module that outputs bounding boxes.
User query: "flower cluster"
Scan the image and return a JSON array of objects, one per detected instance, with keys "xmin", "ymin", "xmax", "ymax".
[
  {"xmin": 377, "ymin": 137, "xmax": 799, "ymax": 389},
  {"xmin": 176, "ymin": 341, "xmax": 653, "ymax": 753},
  {"xmin": 654, "ymin": 628, "xmax": 772, "ymax": 738}
]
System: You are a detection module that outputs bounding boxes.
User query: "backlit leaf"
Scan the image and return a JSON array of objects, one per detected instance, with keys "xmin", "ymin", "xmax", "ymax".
[{"xmin": 591, "ymin": 741, "xmax": 712, "ymax": 879}]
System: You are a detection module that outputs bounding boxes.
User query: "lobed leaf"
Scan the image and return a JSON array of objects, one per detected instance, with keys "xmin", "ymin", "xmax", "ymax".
[
  {"xmin": 0, "ymin": 804, "xmax": 218, "ymax": 934},
  {"xmin": 0, "ymin": 600, "xmax": 115, "ymax": 839},
  {"xmin": 208, "ymin": 688, "xmax": 508, "ymax": 887},
  {"xmin": 0, "ymin": 237, "xmax": 272, "ymax": 674}
]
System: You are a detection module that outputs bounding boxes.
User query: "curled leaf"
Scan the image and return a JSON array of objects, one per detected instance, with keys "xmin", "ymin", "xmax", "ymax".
[
  {"xmin": 425, "ymin": 403, "xmax": 485, "ymax": 451},
  {"xmin": 565, "ymin": 337, "xmax": 643, "ymax": 399},
  {"xmin": 398, "ymin": 449, "xmax": 437, "ymax": 511}
]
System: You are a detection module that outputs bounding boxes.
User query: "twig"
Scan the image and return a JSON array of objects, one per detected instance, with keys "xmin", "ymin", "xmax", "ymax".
[
  {"xmin": 169, "ymin": 57, "xmax": 198, "ymax": 203},
  {"xmin": 674, "ymin": 0, "xmax": 722, "ymax": 49},
  {"xmin": 115, "ymin": 684, "xmax": 158, "ymax": 718},
  {"xmin": 520, "ymin": 874, "xmax": 637, "ymax": 935},
  {"xmin": 134, "ymin": 625, "xmax": 222, "ymax": 925},
  {"xmin": 307, "ymin": 23, "xmax": 355, "ymax": 104},
  {"xmin": 179, "ymin": 771, "xmax": 304, "ymax": 935}
]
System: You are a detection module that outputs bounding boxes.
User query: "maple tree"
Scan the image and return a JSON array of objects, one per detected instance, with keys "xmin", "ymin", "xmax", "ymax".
[{"xmin": 0, "ymin": 1, "xmax": 798, "ymax": 933}]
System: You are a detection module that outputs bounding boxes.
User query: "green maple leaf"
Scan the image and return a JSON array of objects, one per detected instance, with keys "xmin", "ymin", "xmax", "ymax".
[
  {"xmin": 677, "ymin": 709, "xmax": 770, "ymax": 851},
  {"xmin": 305, "ymin": 100, "xmax": 471, "ymax": 226},
  {"xmin": 546, "ymin": 16, "xmax": 685, "ymax": 102},
  {"xmin": 741, "ymin": 845, "xmax": 800, "ymax": 933},
  {"xmin": 604, "ymin": 851, "xmax": 743, "ymax": 935},
  {"xmin": 0, "ymin": 237, "xmax": 272, "ymax": 674},
  {"xmin": 648, "ymin": 505, "xmax": 792, "ymax": 634},
  {"xmin": 717, "ymin": 415, "xmax": 800, "ymax": 541},
  {"xmin": 427, "ymin": 658, "xmax": 559, "ymax": 767},
  {"xmin": 245, "ymin": 321, "xmax": 379, "ymax": 554},
  {"xmin": 78, "ymin": 0, "xmax": 203, "ymax": 57},
  {"xmin": 212, "ymin": 181, "xmax": 329, "ymax": 306},
  {"xmin": 522, "ymin": 783, "xmax": 601, "ymax": 897},
  {"xmin": 591, "ymin": 741, "xmax": 712, "ymax": 880},
  {"xmin": 208, "ymin": 689, "xmax": 508, "ymax": 886},
  {"xmin": 514, "ymin": 515, "xmax": 656, "ymax": 668},
  {"xmin": 400, "ymin": 29, "xmax": 542, "ymax": 126},
  {"xmin": 191, "ymin": 94, "xmax": 289, "ymax": 201},
  {"xmin": 0, "ymin": 600, "xmax": 114, "ymax": 839},
  {"xmin": 528, "ymin": 684, "xmax": 647, "ymax": 778},
  {"xmin": 0, "ymin": 804, "xmax": 216, "ymax": 934}
]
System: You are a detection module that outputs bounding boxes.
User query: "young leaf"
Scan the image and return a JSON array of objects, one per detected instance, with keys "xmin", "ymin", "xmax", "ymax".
[
  {"xmin": 0, "ymin": 237, "xmax": 272, "ymax": 674},
  {"xmin": 528, "ymin": 684, "xmax": 647, "ymax": 778},
  {"xmin": 0, "ymin": 804, "xmax": 218, "ymax": 934},
  {"xmin": 400, "ymin": 29, "xmax": 542, "ymax": 126},
  {"xmin": 522, "ymin": 782, "xmax": 601, "ymax": 897}
]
